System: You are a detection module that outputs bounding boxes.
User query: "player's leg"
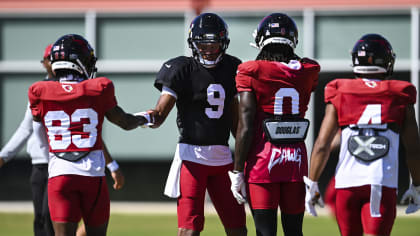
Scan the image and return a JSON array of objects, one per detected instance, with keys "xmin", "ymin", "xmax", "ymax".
[
  {"xmin": 248, "ymin": 183, "xmax": 280, "ymax": 236},
  {"xmin": 361, "ymin": 186, "xmax": 396, "ymax": 236},
  {"xmin": 52, "ymin": 222, "xmax": 78, "ymax": 236},
  {"xmin": 48, "ymin": 175, "xmax": 83, "ymax": 236},
  {"xmin": 42, "ymin": 179, "xmax": 55, "ymax": 236},
  {"xmin": 335, "ymin": 186, "xmax": 365, "ymax": 236},
  {"xmin": 207, "ymin": 163, "xmax": 247, "ymax": 236},
  {"xmin": 31, "ymin": 164, "xmax": 49, "ymax": 236},
  {"xmin": 278, "ymin": 182, "xmax": 305, "ymax": 236},
  {"xmin": 177, "ymin": 161, "xmax": 208, "ymax": 235},
  {"xmin": 80, "ymin": 176, "xmax": 110, "ymax": 236}
]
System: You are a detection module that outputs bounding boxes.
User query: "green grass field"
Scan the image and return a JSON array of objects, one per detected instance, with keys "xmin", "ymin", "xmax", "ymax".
[{"xmin": 0, "ymin": 213, "xmax": 419, "ymax": 235}]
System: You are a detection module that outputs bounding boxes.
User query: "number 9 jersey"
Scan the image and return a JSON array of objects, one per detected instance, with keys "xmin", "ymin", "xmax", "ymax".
[
  {"xmin": 28, "ymin": 77, "xmax": 117, "ymax": 154},
  {"xmin": 154, "ymin": 55, "xmax": 241, "ymax": 146}
]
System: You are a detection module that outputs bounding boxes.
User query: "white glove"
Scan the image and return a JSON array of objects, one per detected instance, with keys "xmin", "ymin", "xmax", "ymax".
[
  {"xmin": 228, "ymin": 171, "xmax": 247, "ymax": 205},
  {"xmin": 134, "ymin": 111, "xmax": 154, "ymax": 128},
  {"xmin": 304, "ymin": 176, "xmax": 324, "ymax": 216},
  {"xmin": 400, "ymin": 184, "xmax": 420, "ymax": 214}
]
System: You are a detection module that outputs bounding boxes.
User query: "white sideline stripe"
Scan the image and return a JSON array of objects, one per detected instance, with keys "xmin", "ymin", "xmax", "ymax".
[{"xmin": 0, "ymin": 201, "xmax": 418, "ymax": 217}]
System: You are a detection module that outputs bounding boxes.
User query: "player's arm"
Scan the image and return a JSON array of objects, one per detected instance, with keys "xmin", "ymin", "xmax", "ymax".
[
  {"xmin": 147, "ymin": 93, "xmax": 176, "ymax": 129},
  {"xmin": 400, "ymin": 104, "xmax": 420, "ymax": 213},
  {"xmin": 103, "ymin": 141, "xmax": 125, "ymax": 190},
  {"xmin": 400, "ymin": 105, "xmax": 420, "ymax": 186},
  {"xmin": 229, "ymin": 91, "xmax": 256, "ymax": 204},
  {"xmin": 105, "ymin": 105, "xmax": 147, "ymax": 130},
  {"xmin": 230, "ymin": 95, "xmax": 239, "ymax": 138},
  {"xmin": 0, "ymin": 105, "xmax": 34, "ymax": 167},
  {"xmin": 308, "ymin": 103, "xmax": 339, "ymax": 181},
  {"xmin": 234, "ymin": 91, "xmax": 256, "ymax": 172},
  {"xmin": 305, "ymin": 103, "xmax": 339, "ymax": 216}
]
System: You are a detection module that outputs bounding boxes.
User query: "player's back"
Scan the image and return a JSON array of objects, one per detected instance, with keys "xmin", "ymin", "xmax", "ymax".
[
  {"xmin": 28, "ymin": 77, "xmax": 117, "ymax": 153},
  {"xmin": 325, "ymin": 78, "xmax": 416, "ymax": 126},
  {"xmin": 236, "ymin": 58, "xmax": 319, "ymax": 117}
]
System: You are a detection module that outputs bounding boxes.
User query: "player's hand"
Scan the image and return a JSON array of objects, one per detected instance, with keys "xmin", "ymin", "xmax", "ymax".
[
  {"xmin": 228, "ymin": 171, "xmax": 247, "ymax": 205},
  {"xmin": 401, "ymin": 184, "xmax": 420, "ymax": 214},
  {"xmin": 0, "ymin": 158, "xmax": 4, "ymax": 168},
  {"xmin": 304, "ymin": 176, "xmax": 324, "ymax": 216},
  {"xmin": 111, "ymin": 169, "xmax": 125, "ymax": 190},
  {"xmin": 134, "ymin": 111, "xmax": 154, "ymax": 128}
]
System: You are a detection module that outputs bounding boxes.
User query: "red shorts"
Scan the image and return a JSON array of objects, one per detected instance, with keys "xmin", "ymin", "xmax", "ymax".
[
  {"xmin": 48, "ymin": 175, "xmax": 110, "ymax": 226},
  {"xmin": 248, "ymin": 182, "xmax": 305, "ymax": 214},
  {"xmin": 177, "ymin": 161, "xmax": 246, "ymax": 231},
  {"xmin": 335, "ymin": 185, "xmax": 396, "ymax": 236}
]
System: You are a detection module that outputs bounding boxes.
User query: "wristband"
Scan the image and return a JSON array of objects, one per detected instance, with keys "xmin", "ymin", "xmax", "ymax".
[
  {"xmin": 107, "ymin": 160, "xmax": 119, "ymax": 172},
  {"xmin": 134, "ymin": 111, "xmax": 154, "ymax": 128}
]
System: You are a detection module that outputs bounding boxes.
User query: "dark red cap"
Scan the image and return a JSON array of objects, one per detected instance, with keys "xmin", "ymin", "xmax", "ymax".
[{"xmin": 43, "ymin": 44, "xmax": 53, "ymax": 59}]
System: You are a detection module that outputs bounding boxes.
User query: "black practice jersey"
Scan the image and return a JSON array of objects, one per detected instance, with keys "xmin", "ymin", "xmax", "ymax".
[{"xmin": 154, "ymin": 55, "xmax": 241, "ymax": 146}]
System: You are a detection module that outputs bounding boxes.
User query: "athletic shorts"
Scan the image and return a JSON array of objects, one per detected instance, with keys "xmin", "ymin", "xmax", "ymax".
[
  {"xmin": 248, "ymin": 182, "xmax": 305, "ymax": 214},
  {"xmin": 177, "ymin": 161, "xmax": 246, "ymax": 231},
  {"xmin": 48, "ymin": 175, "xmax": 110, "ymax": 226},
  {"xmin": 335, "ymin": 185, "xmax": 396, "ymax": 236}
]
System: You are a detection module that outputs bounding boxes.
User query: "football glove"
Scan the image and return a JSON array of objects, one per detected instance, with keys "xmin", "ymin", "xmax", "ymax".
[
  {"xmin": 401, "ymin": 184, "xmax": 420, "ymax": 214},
  {"xmin": 134, "ymin": 111, "xmax": 154, "ymax": 128},
  {"xmin": 228, "ymin": 171, "xmax": 247, "ymax": 205},
  {"xmin": 304, "ymin": 176, "xmax": 324, "ymax": 216}
]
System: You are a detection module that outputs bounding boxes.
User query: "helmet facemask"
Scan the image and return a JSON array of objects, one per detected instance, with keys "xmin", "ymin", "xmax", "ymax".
[
  {"xmin": 188, "ymin": 13, "xmax": 230, "ymax": 68},
  {"xmin": 191, "ymin": 40, "xmax": 224, "ymax": 68}
]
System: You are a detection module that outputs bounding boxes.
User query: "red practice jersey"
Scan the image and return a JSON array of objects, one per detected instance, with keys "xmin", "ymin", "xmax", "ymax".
[
  {"xmin": 325, "ymin": 78, "xmax": 416, "ymax": 126},
  {"xmin": 236, "ymin": 58, "xmax": 320, "ymax": 183},
  {"xmin": 28, "ymin": 77, "xmax": 117, "ymax": 153}
]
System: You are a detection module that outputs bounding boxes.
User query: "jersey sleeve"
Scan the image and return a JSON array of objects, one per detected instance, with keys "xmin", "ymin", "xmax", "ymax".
[
  {"xmin": 235, "ymin": 61, "xmax": 258, "ymax": 93},
  {"xmin": 154, "ymin": 56, "xmax": 190, "ymax": 95},
  {"xmin": 300, "ymin": 58, "xmax": 320, "ymax": 92},
  {"xmin": 396, "ymin": 81, "xmax": 417, "ymax": 105},
  {"xmin": 28, "ymin": 81, "xmax": 44, "ymax": 117},
  {"xmin": 98, "ymin": 77, "xmax": 118, "ymax": 112},
  {"xmin": 324, "ymin": 79, "xmax": 339, "ymax": 104}
]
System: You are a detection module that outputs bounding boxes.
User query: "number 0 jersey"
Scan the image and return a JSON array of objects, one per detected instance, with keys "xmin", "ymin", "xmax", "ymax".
[
  {"xmin": 325, "ymin": 78, "xmax": 416, "ymax": 188},
  {"xmin": 28, "ymin": 77, "xmax": 117, "ymax": 154},
  {"xmin": 235, "ymin": 58, "xmax": 320, "ymax": 183},
  {"xmin": 154, "ymin": 55, "xmax": 241, "ymax": 146}
]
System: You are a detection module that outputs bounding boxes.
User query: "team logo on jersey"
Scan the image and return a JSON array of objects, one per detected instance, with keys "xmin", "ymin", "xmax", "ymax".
[
  {"xmin": 268, "ymin": 147, "xmax": 302, "ymax": 173},
  {"xmin": 362, "ymin": 79, "xmax": 378, "ymax": 88},
  {"xmin": 62, "ymin": 84, "xmax": 73, "ymax": 92},
  {"xmin": 164, "ymin": 64, "xmax": 172, "ymax": 69},
  {"xmin": 348, "ymin": 135, "xmax": 389, "ymax": 162}
]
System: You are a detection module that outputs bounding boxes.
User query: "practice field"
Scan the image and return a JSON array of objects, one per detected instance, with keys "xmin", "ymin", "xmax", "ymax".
[{"xmin": 0, "ymin": 212, "xmax": 419, "ymax": 236}]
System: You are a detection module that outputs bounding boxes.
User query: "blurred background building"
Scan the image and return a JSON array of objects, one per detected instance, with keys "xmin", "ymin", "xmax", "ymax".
[{"xmin": 0, "ymin": 0, "xmax": 419, "ymax": 201}]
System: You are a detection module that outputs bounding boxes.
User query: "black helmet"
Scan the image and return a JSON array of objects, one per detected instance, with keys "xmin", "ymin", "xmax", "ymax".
[
  {"xmin": 253, "ymin": 13, "xmax": 298, "ymax": 50},
  {"xmin": 351, "ymin": 34, "xmax": 395, "ymax": 76},
  {"xmin": 51, "ymin": 34, "xmax": 97, "ymax": 80},
  {"xmin": 187, "ymin": 13, "xmax": 230, "ymax": 67}
]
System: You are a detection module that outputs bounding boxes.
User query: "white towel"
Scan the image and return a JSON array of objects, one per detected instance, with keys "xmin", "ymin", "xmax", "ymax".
[
  {"xmin": 164, "ymin": 146, "xmax": 182, "ymax": 198},
  {"xmin": 370, "ymin": 184, "xmax": 382, "ymax": 217}
]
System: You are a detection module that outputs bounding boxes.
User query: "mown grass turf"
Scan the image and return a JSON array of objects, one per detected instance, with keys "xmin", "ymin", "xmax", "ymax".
[{"xmin": 0, "ymin": 213, "xmax": 418, "ymax": 235}]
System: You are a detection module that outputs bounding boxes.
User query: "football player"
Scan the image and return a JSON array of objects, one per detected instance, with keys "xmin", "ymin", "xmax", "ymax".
[
  {"xmin": 28, "ymin": 34, "xmax": 148, "ymax": 236},
  {"xmin": 305, "ymin": 34, "xmax": 420, "ymax": 236},
  {"xmin": 0, "ymin": 43, "xmax": 55, "ymax": 236},
  {"xmin": 229, "ymin": 13, "xmax": 320, "ymax": 236},
  {"xmin": 141, "ymin": 13, "xmax": 247, "ymax": 236}
]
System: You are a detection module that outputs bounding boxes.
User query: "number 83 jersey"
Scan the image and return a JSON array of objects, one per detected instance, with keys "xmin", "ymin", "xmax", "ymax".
[
  {"xmin": 154, "ymin": 55, "xmax": 241, "ymax": 146},
  {"xmin": 28, "ymin": 78, "xmax": 117, "ymax": 153}
]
